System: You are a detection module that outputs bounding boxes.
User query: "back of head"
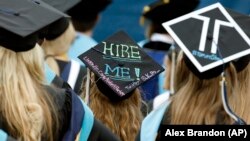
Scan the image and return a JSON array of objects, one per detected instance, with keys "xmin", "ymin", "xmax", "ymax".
[
  {"xmin": 40, "ymin": 0, "xmax": 79, "ymax": 43},
  {"xmin": 78, "ymin": 31, "xmax": 163, "ymax": 140},
  {"xmin": 161, "ymin": 3, "xmax": 250, "ymax": 124},
  {"xmin": 0, "ymin": 0, "xmax": 66, "ymax": 139},
  {"xmin": 81, "ymin": 75, "xmax": 142, "ymax": 141},
  {"xmin": 42, "ymin": 22, "xmax": 76, "ymax": 56},
  {"xmin": 67, "ymin": 0, "xmax": 112, "ymax": 32},
  {"xmin": 168, "ymin": 52, "xmax": 239, "ymax": 124},
  {"xmin": 0, "ymin": 45, "xmax": 59, "ymax": 141},
  {"xmin": 141, "ymin": 0, "xmax": 200, "ymax": 35}
]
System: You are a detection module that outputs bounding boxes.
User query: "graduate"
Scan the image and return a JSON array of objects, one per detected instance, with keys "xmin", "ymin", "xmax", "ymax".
[
  {"xmin": 78, "ymin": 31, "xmax": 164, "ymax": 141},
  {"xmin": 41, "ymin": 0, "xmax": 86, "ymax": 94},
  {"xmin": 67, "ymin": 0, "xmax": 112, "ymax": 65},
  {"xmin": 139, "ymin": 0, "xmax": 200, "ymax": 101},
  {"xmin": 0, "ymin": 0, "xmax": 120, "ymax": 141},
  {"xmin": 138, "ymin": 3, "xmax": 250, "ymax": 141}
]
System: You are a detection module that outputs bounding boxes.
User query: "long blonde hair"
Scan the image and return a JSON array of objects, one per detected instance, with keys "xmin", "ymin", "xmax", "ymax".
[
  {"xmin": 228, "ymin": 64, "xmax": 250, "ymax": 123},
  {"xmin": 168, "ymin": 52, "xmax": 242, "ymax": 124},
  {"xmin": 81, "ymin": 75, "xmax": 143, "ymax": 141},
  {"xmin": 0, "ymin": 45, "xmax": 59, "ymax": 141}
]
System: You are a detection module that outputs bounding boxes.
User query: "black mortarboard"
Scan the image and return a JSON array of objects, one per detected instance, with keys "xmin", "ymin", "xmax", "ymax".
[
  {"xmin": 162, "ymin": 3, "xmax": 250, "ymax": 79},
  {"xmin": 78, "ymin": 31, "xmax": 164, "ymax": 101},
  {"xmin": 42, "ymin": 0, "xmax": 80, "ymax": 12},
  {"xmin": 0, "ymin": 0, "xmax": 67, "ymax": 52},
  {"xmin": 141, "ymin": 0, "xmax": 200, "ymax": 25},
  {"xmin": 41, "ymin": 0, "xmax": 81, "ymax": 40},
  {"xmin": 67, "ymin": 0, "xmax": 112, "ymax": 22}
]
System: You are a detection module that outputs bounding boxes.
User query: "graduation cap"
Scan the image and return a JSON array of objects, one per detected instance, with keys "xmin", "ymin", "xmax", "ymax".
[
  {"xmin": 42, "ymin": 0, "xmax": 80, "ymax": 12},
  {"xmin": 141, "ymin": 0, "xmax": 200, "ymax": 25},
  {"xmin": 67, "ymin": 0, "xmax": 112, "ymax": 22},
  {"xmin": 0, "ymin": 0, "xmax": 67, "ymax": 52},
  {"xmin": 41, "ymin": 0, "xmax": 81, "ymax": 40},
  {"xmin": 78, "ymin": 31, "xmax": 164, "ymax": 101},
  {"xmin": 162, "ymin": 2, "xmax": 250, "ymax": 79}
]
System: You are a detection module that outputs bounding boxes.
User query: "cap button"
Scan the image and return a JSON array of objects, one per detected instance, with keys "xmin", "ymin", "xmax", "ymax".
[
  {"xmin": 14, "ymin": 13, "xmax": 20, "ymax": 16},
  {"xmin": 207, "ymin": 34, "xmax": 213, "ymax": 41},
  {"xmin": 118, "ymin": 62, "xmax": 124, "ymax": 67}
]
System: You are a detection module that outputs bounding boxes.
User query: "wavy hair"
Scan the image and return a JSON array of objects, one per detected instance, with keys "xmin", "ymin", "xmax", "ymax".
[
  {"xmin": 228, "ymin": 64, "xmax": 250, "ymax": 123},
  {"xmin": 0, "ymin": 45, "xmax": 59, "ymax": 141},
  {"xmin": 81, "ymin": 75, "xmax": 143, "ymax": 141},
  {"xmin": 168, "ymin": 52, "xmax": 241, "ymax": 124}
]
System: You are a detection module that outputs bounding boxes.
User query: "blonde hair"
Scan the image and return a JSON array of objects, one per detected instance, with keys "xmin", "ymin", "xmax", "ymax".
[
  {"xmin": 81, "ymin": 75, "xmax": 143, "ymax": 141},
  {"xmin": 0, "ymin": 45, "xmax": 59, "ymax": 141},
  {"xmin": 168, "ymin": 52, "xmax": 241, "ymax": 124},
  {"xmin": 163, "ymin": 56, "xmax": 170, "ymax": 90},
  {"xmin": 42, "ymin": 22, "xmax": 76, "ymax": 75},
  {"xmin": 228, "ymin": 64, "xmax": 250, "ymax": 123},
  {"xmin": 42, "ymin": 22, "xmax": 76, "ymax": 57}
]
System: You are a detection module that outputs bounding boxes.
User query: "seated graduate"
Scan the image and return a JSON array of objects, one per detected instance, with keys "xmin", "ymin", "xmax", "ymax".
[
  {"xmin": 137, "ymin": 3, "xmax": 250, "ymax": 141},
  {"xmin": 41, "ymin": 0, "xmax": 86, "ymax": 94},
  {"xmin": 78, "ymin": 31, "xmax": 164, "ymax": 141},
  {"xmin": 0, "ymin": 0, "xmax": 120, "ymax": 141}
]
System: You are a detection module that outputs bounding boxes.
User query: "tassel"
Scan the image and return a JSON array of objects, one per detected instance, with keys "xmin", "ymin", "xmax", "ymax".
[
  {"xmin": 85, "ymin": 68, "xmax": 91, "ymax": 105},
  {"xmin": 170, "ymin": 47, "xmax": 176, "ymax": 95},
  {"xmin": 220, "ymin": 73, "xmax": 245, "ymax": 124}
]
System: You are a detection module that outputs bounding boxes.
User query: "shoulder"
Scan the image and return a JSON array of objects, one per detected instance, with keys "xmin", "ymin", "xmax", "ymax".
[
  {"xmin": 69, "ymin": 32, "xmax": 98, "ymax": 64},
  {"xmin": 0, "ymin": 129, "xmax": 17, "ymax": 141},
  {"xmin": 73, "ymin": 33, "xmax": 97, "ymax": 46},
  {"xmin": 47, "ymin": 86, "xmax": 87, "ymax": 141},
  {"xmin": 87, "ymin": 119, "xmax": 120, "ymax": 141},
  {"xmin": 152, "ymin": 91, "xmax": 170, "ymax": 110},
  {"xmin": 140, "ymin": 98, "xmax": 171, "ymax": 141},
  {"xmin": 44, "ymin": 85, "xmax": 67, "ymax": 106},
  {"xmin": 138, "ymin": 39, "xmax": 149, "ymax": 47}
]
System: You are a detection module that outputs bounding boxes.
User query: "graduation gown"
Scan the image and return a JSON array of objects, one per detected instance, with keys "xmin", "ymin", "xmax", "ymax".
[
  {"xmin": 0, "ymin": 130, "xmax": 16, "ymax": 141},
  {"xmin": 141, "ymin": 41, "xmax": 171, "ymax": 101},
  {"xmin": 136, "ymin": 96, "xmax": 171, "ymax": 141},
  {"xmin": 56, "ymin": 59, "xmax": 86, "ymax": 94},
  {"xmin": 68, "ymin": 33, "xmax": 97, "ymax": 66},
  {"xmin": 47, "ymin": 86, "xmax": 120, "ymax": 141}
]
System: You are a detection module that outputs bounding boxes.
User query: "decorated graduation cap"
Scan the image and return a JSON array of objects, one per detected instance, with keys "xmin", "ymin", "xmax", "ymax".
[
  {"xmin": 141, "ymin": 0, "xmax": 200, "ymax": 25},
  {"xmin": 0, "ymin": 0, "xmax": 67, "ymax": 52},
  {"xmin": 162, "ymin": 2, "xmax": 250, "ymax": 79},
  {"xmin": 41, "ymin": 0, "xmax": 81, "ymax": 40},
  {"xmin": 78, "ymin": 31, "xmax": 164, "ymax": 101}
]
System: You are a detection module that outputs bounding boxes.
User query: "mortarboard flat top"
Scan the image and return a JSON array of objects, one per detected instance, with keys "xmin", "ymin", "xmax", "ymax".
[
  {"xmin": 0, "ymin": 0, "xmax": 67, "ymax": 52},
  {"xmin": 78, "ymin": 31, "xmax": 164, "ymax": 100},
  {"xmin": 42, "ymin": 0, "xmax": 81, "ymax": 12},
  {"xmin": 162, "ymin": 3, "xmax": 250, "ymax": 76},
  {"xmin": 0, "ymin": 0, "xmax": 67, "ymax": 37},
  {"xmin": 142, "ymin": 0, "xmax": 200, "ymax": 24}
]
